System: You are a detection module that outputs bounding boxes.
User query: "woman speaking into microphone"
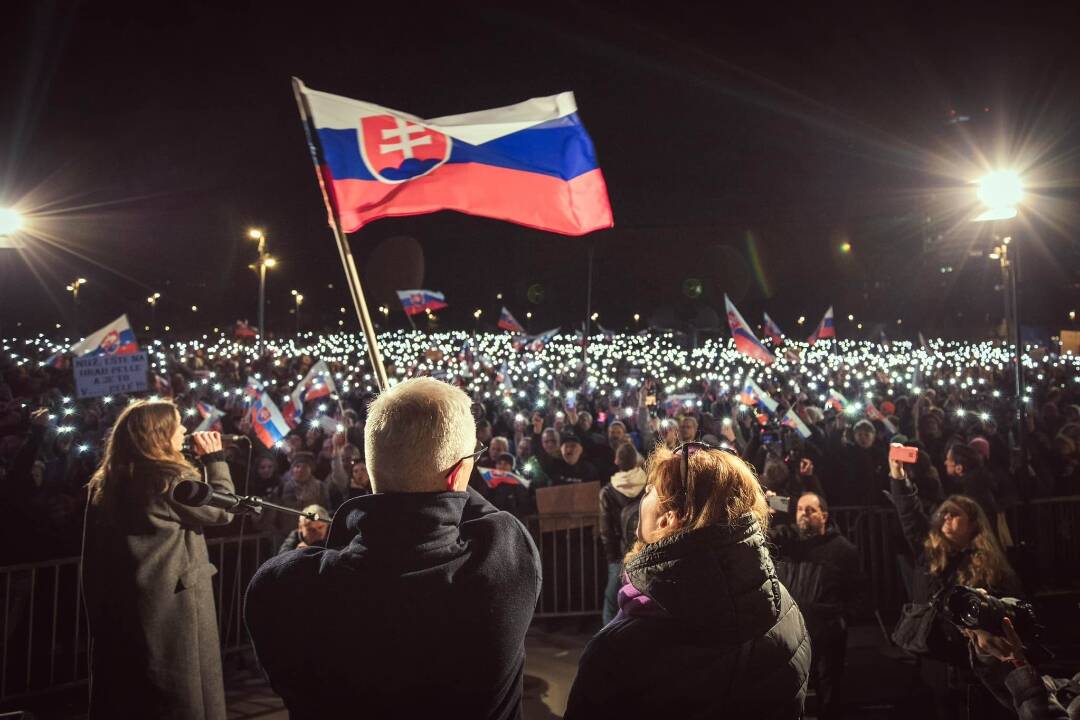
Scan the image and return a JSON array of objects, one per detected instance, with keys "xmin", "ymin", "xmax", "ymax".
[{"xmin": 81, "ymin": 399, "xmax": 234, "ymax": 720}]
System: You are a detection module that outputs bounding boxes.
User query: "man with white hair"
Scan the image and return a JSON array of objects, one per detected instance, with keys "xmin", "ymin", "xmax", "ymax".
[{"xmin": 245, "ymin": 377, "xmax": 541, "ymax": 719}]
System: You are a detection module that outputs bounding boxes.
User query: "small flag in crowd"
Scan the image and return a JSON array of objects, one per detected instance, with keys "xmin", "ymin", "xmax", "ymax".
[
  {"xmin": 250, "ymin": 392, "xmax": 292, "ymax": 449},
  {"xmin": 397, "ymin": 289, "xmax": 448, "ymax": 316},
  {"xmin": 662, "ymin": 393, "xmax": 699, "ymax": 416},
  {"xmin": 807, "ymin": 306, "xmax": 836, "ymax": 346},
  {"xmin": 69, "ymin": 314, "xmax": 139, "ymax": 357},
  {"xmin": 762, "ymin": 312, "xmax": 785, "ymax": 345},
  {"xmin": 295, "ymin": 79, "xmax": 613, "ymax": 236},
  {"xmin": 724, "ymin": 296, "xmax": 774, "ymax": 365},
  {"xmin": 479, "ymin": 468, "xmax": 531, "ymax": 489},
  {"xmin": 282, "ymin": 360, "xmax": 337, "ymax": 427},
  {"xmin": 234, "ymin": 320, "xmax": 257, "ymax": 339},
  {"xmin": 824, "ymin": 388, "xmax": 848, "ymax": 412},
  {"xmin": 498, "ymin": 307, "xmax": 525, "ymax": 333},
  {"xmin": 781, "ymin": 408, "xmax": 813, "ymax": 439},
  {"xmin": 739, "ymin": 376, "xmax": 779, "ymax": 416},
  {"xmin": 513, "ymin": 328, "xmax": 560, "ymax": 352},
  {"xmin": 152, "ymin": 374, "xmax": 173, "ymax": 398},
  {"xmin": 195, "ymin": 402, "xmax": 224, "ymax": 432},
  {"xmin": 866, "ymin": 403, "xmax": 898, "ymax": 435}
]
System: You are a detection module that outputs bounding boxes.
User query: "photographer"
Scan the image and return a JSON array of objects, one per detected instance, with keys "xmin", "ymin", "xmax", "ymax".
[
  {"xmin": 965, "ymin": 617, "xmax": 1079, "ymax": 720},
  {"xmin": 887, "ymin": 444, "xmax": 1022, "ymax": 717}
]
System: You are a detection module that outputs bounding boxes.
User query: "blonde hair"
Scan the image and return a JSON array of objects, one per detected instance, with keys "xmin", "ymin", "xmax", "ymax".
[
  {"xmin": 89, "ymin": 400, "xmax": 194, "ymax": 504},
  {"xmin": 926, "ymin": 495, "xmax": 1017, "ymax": 589},
  {"xmin": 626, "ymin": 446, "xmax": 768, "ymax": 562},
  {"xmin": 364, "ymin": 377, "xmax": 475, "ymax": 493}
]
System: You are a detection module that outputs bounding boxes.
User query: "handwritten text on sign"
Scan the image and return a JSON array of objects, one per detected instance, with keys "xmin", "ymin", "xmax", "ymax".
[{"xmin": 74, "ymin": 352, "xmax": 149, "ymax": 399}]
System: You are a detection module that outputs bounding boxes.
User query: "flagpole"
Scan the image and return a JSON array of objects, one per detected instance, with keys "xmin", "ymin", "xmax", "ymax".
[
  {"xmin": 291, "ymin": 78, "xmax": 389, "ymax": 391},
  {"xmin": 583, "ymin": 244, "xmax": 594, "ymax": 366}
]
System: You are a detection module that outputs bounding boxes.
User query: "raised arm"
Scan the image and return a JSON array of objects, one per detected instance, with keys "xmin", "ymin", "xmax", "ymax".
[{"xmin": 887, "ymin": 453, "xmax": 930, "ymax": 560}]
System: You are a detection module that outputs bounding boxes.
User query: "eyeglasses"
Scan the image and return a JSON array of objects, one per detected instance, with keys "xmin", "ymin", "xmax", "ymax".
[
  {"xmin": 670, "ymin": 441, "xmax": 739, "ymax": 485},
  {"xmin": 444, "ymin": 443, "xmax": 487, "ymax": 479}
]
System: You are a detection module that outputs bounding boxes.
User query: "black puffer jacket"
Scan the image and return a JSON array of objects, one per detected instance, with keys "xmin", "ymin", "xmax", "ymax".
[{"xmin": 565, "ymin": 514, "xmax": 811, "ymax": 720}]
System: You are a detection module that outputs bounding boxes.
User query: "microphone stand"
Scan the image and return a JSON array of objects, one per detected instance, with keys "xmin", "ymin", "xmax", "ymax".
[{"xmin": 227, "ymin": 494, "xmax": 330, "ymax": 523}]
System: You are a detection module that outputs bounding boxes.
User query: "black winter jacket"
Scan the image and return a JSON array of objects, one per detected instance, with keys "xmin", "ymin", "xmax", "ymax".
[
  {"xmin": 768, "ymin": 524, "xmax": 861, "ymax": 628},
  {"xmin": 245, "ymin": 487, "xmax": 541, "ymax": 720},
  {"xmin": 565, "ymin": 514, "xmax": 811, "ymax": 719}
]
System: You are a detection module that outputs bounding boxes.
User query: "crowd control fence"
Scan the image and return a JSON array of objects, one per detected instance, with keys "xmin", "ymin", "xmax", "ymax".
[{"xmin": 3, "ymin": 496, "xmax": 1079, "ymax": 703}]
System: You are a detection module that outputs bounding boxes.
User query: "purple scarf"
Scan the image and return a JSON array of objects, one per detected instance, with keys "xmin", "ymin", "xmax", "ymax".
[{"xmin": 613, "ymin": 577, "xmax": 669, "ymax": 621}]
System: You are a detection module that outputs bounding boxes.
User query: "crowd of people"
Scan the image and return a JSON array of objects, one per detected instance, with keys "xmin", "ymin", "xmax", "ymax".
[{"xmin": 2, "ymin": 327, "xmax": 1080, "ymax": 717}]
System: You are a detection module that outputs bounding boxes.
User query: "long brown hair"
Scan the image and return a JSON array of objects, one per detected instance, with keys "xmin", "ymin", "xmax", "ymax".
[
  {"xmin": 89, "ymin": 400, "xmax": 195, "ymax": 504},
  {"xmin": 926, "ymin": 494, "xmax": 1016, "ymax": 590},
  {"xmin": 625, "ymin": 445, "xmax": 769, "ymax": 563}
]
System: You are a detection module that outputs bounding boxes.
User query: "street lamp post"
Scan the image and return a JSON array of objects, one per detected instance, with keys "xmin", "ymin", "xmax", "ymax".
[
  {"xmin": 291, "ymin": 290, "xmax": 304, "ymax": 334},
  {"xmin": 66, "ymin": 278, "xmax": 87, "ymax": 332},
  {"xmin": 146, "ymin": 292, "xmax": 161, "ymax": 326},
  {"xmin": 248, "ymin": 229, "xmax": 275, "ymax": 355},
  {"xmin": 974, "ymin": 170, "xmax": 1026, "ymax": 475}
]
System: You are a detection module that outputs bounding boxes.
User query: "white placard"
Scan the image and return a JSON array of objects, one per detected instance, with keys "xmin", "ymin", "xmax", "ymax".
[{"xmin": 74, "ymin": 352, "xmax": 149, "ymax": 399}]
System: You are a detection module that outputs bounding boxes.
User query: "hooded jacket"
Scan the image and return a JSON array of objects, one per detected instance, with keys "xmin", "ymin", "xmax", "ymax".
[
  {"xmin": 565, "ymin": 514, "xmax": 811, "ymax": 719},
  {"xmin": 598, "ymin": 468, "xmax": 646, "ymax": 562}
]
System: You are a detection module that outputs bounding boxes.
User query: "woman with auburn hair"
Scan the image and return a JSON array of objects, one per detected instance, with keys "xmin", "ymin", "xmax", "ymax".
[
  {"xmin": 565, "ymin": 442, "xmax": 811, "ymax": 720},
  {"xmin": 887, "ymin": 447, "xmax": 1021, "ymax": 718},
  {"xmin": 81, "ymin": 399, "xmax": 235, "ymax": 720}
]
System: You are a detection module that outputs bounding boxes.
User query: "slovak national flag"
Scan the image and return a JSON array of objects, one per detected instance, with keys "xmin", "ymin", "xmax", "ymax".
[
  {"xmin": 282, "ymin": 360, "xmax": 337, "ymax": 426},
  {"xmin": 807, "ymin": 306, "xmax": 836, "ymax": 345},
  {"xmin": 250, "ymin": 392, "xmax": 292, "ymax": 449},
  {"xmin": 781, "ymin": 408, "xmax": 813, "ymax": 439},
  {"xmin": 762, "ymin": 312, "xmax": 784, "ymax": 345},
  {"xmin": 397, "ymin": 289, "xmax": 448, "ymax": 316},
  {"xmin": 739, "ymin": 376, "xmax": 779, "ymax": 416},
  {"xmin": 69, "ymin": 314, "xmax": 139, "ymax": 357},
  {"xmin": 498, "ymin": 307, "xmax": 525, "ymax": 333},
  {"xmin": 296, "ymin": 79, "xmax": 613, "ymax": 236},
  {"xmin": 479, "ymin": 468, "xmax": 531, "ymax": 489},
  {"xmin": 724, "ymin": 296, "xmax": 774, "ymax": 365}
]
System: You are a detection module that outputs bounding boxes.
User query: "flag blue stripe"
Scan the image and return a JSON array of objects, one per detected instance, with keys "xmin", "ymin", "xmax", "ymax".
[{"xmin": 317, "ymin": 113, "xmax": 600, "ymax": 183}]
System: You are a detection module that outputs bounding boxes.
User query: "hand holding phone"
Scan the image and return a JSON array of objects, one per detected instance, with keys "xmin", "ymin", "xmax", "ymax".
[{"xmin": 888, "ymin": 444, "xmax": 918, "ymax": 464}]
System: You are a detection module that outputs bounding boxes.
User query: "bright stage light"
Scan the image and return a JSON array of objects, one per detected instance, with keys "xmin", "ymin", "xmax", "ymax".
[
  {"xmin": 975, "ymin": 170, "xmax": 1022, "ymax": 220},
  {"xmin": 0, "ymin": 208, "xmax": 23, "ymax": 236}
]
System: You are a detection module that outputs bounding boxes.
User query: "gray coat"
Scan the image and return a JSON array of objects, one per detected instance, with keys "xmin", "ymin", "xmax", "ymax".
[{"xmin": 81, "ymin": 457, "xmax": 234, "ymax": 720}]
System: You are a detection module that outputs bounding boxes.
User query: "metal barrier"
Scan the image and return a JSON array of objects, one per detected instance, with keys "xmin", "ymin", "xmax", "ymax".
[
  {"xmin": 3, "ymin": 497, "xmax": 1078, "ymax": 703},
  {"xmin": 523, "ymin": 514, "xmax": 606, "ymax": 618},
  {"xmin": 0, "ymin": 531, "xmax": 279, "ymax": 704}
]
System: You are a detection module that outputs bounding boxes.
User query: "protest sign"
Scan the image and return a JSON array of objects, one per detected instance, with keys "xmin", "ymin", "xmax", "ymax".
[{"xmin": 74, "ymin": 352, "xmax": 149, "ymax": 399}]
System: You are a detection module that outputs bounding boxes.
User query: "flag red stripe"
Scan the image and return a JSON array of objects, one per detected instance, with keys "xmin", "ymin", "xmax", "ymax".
[{"xmin": 328, "ymin": 165, "xmax": 613, "ymax": 236}]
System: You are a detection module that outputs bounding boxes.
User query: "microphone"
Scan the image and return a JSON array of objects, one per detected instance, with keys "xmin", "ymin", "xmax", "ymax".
[
  {"xmin": 171, "ymin": 479, "xmax": 247, "ymax": 512},
  {"xmin": 170, "ymin": 480, "xmax": 329, "ymax": 522},
  {"xmin": 182, "ymin": 434, "xmax": 248, "ymax": 451}
]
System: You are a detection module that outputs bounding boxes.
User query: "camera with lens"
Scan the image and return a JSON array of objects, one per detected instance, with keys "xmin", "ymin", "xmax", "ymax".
[{"xmin": 940, "ymin": 585, "xmax": 1040, "ymax": 643}]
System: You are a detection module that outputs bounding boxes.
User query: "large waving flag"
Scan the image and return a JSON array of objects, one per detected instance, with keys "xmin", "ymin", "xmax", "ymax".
[
  {"xmin": 282, "ymin": 360, "xmax": 337, "ymax": 426},
  {"xmin": 498, "ymin": 307, "xmax": 525, "ymax": 333},
  {"xmin": 724, "ymin": 296, "xmax": 774, "ymax": 365},
  {"xmin": 250, "ymin": 392, "xmax": 292, "ymax": 449},
  {"xmin": 807, "ymin": 306, "xmax": 836, "ymax": 345},
  {"xmin": 762, "ymin": 312, "xmax": 784, "ymax": 345},
  {"xmin": 397, "ymin": 289, "xmax": 447, "ymax": 316},
  {"xmin": 69, "ymin": 314, "xmax": 138, "ymax": 357},
  {"xmin": 296, "ymin": 80, "xmax": 613, "ymax": 236}
]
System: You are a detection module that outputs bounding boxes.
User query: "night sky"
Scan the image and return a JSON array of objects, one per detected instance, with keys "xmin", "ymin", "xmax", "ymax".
[{"xmin": 3, "ymin": 1, "xmax": 1079, "ymax": 340}]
